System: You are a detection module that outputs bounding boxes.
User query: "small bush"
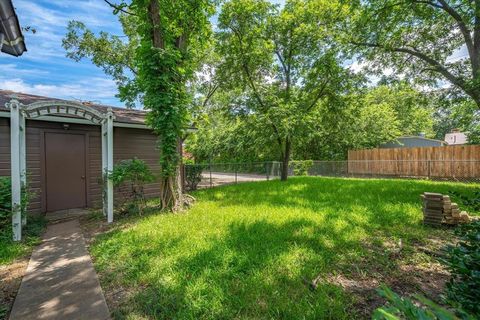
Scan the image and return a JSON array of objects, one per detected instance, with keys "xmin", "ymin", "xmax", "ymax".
[
  {"xmin": 184, "ymin": 165, "xmax": 203, "ymax": 191},
  {"xmin": 290, "ymin": 160, "xmax": 313, "ymax": 176},
  {"xmin": 373, "ymin": 285, "xmax": 474, "ymax": 320},
  {"xmin": 0, "ymin": 176, "xmax": 32, "ymax": 234},
  {"xmin": 448, "ymin": 190, "xmax": 480, "ymax": 213},
  {"xmin": 442, "ymin": 220, "xmax": 480, "ymax": 317},
  {"xmin": 0, "ymin": 177, "xmax": 12, "ymax": 233},
  {"xmin": 109, "ymin": 158, "xmax": 155, "ymax": 215}
]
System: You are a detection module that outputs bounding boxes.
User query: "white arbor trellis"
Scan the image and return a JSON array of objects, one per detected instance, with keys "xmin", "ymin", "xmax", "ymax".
[{"xmin": 6, "ymin": 98, "xmax": 115, "ymax": 241}]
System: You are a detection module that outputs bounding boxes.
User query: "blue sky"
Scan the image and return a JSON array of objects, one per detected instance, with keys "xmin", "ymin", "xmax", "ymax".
[
  {"xmin": 0, "ymin": 1, "xmax": 289, "ymax": 108},
  {"xmin": 0, "ymin": 0, "xmax": 467, "ymax": 108},
  {"xmin": 0, "ymin": 1, "xmax": 125, "ymax": 106}
]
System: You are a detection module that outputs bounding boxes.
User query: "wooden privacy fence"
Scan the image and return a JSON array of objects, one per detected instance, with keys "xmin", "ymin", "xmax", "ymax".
[{"xmin": 348, "ymin": 145, "xmax": 480, "ymax": 179}]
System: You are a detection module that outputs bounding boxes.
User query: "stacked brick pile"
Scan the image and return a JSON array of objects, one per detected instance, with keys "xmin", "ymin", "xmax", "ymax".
[{"xmin": 421, "ymin": 192, "xmax": 471, "ymax": 226}]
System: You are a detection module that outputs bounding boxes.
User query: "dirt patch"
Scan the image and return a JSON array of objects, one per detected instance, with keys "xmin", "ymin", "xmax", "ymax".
[
  {"xmin": 0, "ymin": 259, "xmax": 29, "ymax": 319},
  {"xmin": 324, "ymin": 234, "xmax": 453, "ymax": 319}
]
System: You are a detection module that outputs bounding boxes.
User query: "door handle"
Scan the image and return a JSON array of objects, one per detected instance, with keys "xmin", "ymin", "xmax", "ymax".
[{"xmin": 81, "ymin": 176, "xmax": 85, "ymax": 179}]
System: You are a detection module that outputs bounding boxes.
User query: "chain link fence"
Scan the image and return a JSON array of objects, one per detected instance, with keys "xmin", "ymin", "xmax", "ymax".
[
  {"xmin": 184, "ymin": 160, "xmax": 480, "ymax": 190},
  {"xmin": 183, "ymin": 162, "xmax": 282, "ymax": 190}
]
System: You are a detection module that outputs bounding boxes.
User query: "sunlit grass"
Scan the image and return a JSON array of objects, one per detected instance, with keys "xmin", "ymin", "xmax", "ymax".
[
  {"xmin": 90, "ymin": 177, "xmax": 479, "ymax": 319},
  {"xmin": 0, "ymin": 215, "xmax": 46, "ymax": 265}
]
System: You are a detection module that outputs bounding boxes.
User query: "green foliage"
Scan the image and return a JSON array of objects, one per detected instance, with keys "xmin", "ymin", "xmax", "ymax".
[
  {"xmin": 63, "ymin": 1, "xmax": 215, "ymax": 209},
  {"xmin": 0, "ymin": 176, "xmax": 32, "ymax": 235},
  {"xmin": 432, "ymin": 95, "xmax": 479, "ymax": 143},
  {"xmin": 215, "ymin": 0, "xmax": 356, "ymax": 177},
  {"xmin": 442, "ymin": 221, "xmax": 480, "ymax": 317},
  {"xmin": 0, "ymin": 177, "xmax": 12, "ymax": 227},
  {"xmin": 372, "ymin": 285, "xmax": 472, "ymax": 320},
  {"xmin": 1, "ymin": 177, "xmax": 45, "ymax": 265},
  {"xmin": 91, "ymin": 177, "xmax": 478, "ymax": 318},
  {"xmin": 63, "ymin": 19, "xmax": 140, "ymax": 108},
  {"xmin": 189, "ymin": 82, "xmax": 436, "ymax": 162},
  {"xmin": 343, "ymin": 0, "xmax": 480, "ymax": 107},
  {"xmin": 290, "ymin": 160, "xmax": 313, "ymax": 176},
  {"xmin": 448, "ymin": 190, "xmax": 480, "ymax": 212},
  {"xmin": 131, "ymin": 0, "xmax": 214, "ymax": 182},
  {"xmin": 109, "ymin": 158, "xmax": 155, "ymax": 214},
  {"xmin": 0, "ymin": 177, "xmax": 12, "ymax": 229},
  {"xmin": 184, "ymin": 165, "xmax": 203, "ymax": 191},
  {"xmin": 0, "ymin": 215, "xmax": 46, "ymax": 265},
  {"xmin": 187, "ymin": 105, "xmax": 281, "ymax": 163}
]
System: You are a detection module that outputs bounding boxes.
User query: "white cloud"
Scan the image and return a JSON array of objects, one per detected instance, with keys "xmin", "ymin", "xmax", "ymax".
[
  {"xmin": 0, "ymin": 64, "xmax": 50, "ymax": 76},
  {"xmin": 2, "ymin": 1, "xmax": 125, "ymax": 106},
  {"xmin": 0, "ymin": 77, "xmax": 119, "ymax": 104}
]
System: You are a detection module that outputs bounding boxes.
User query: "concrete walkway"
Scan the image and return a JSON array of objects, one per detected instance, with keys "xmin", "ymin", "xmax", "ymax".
[{"xmin": 9, "ymin": 220, "xmax": 110, "ymax": 320}]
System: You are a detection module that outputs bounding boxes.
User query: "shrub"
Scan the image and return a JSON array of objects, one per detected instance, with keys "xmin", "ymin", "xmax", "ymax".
[
  {"xmin": 290, "ymin": 160, "xmax": 313, "ymax": 176},
  {"xmin": 109, "ymin": 158, "xmax": 155, "ymax": 215},
  {"xmin": 442, "ymin": 220, "xmax": 480, "ymax": 317},
  {"xmin": 0, "ymin": 176, "xmax": 32, "ymax": 235},
  {"xmin": 0, "ymin": 177, "xmax": 12, "ymax": 233},
  {"xmin": 373, "ymin": 285, "xmax": 474, "ymax": 320},
  {"xmin": 184, "ymin": 165, "xmax": 203, "ymax": 191},
  {"xmin": 448, "ymin": 190, "xmax": 480, "ymax": 212}
]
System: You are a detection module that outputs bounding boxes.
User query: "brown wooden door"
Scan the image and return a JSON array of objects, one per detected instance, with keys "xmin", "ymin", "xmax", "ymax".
[{"xmin": 45, "ymin": 132, "xmax": 87, "ymax": 212}]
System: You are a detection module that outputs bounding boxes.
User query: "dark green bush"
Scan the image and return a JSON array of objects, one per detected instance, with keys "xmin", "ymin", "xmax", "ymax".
[
  {"xmin": 290, "ymin": 160, "xmax": 313, "ymax": 176},
  {"xmin": 109, "ymin": 158, "xmax": 155, "ymax": 214},
  {"xmin": 442, "ymin": 220, "xmax": 480, "ymax": 317},
  {"xmin": 185, "ymin": 165, "xmax": 203, "ymax": 191},
  {"xmin": 0, "ymin": 177, "xmax": 12, "ymax": 232},
  {"xmin": 448, "ymin": 190, "xmax": 480, "ymax": 212},
  {"xmin": 373, "ymin": 285, "xmax": 474, "ymax": 320},
  {"xmin": 0, "ymin": 176, "xmax": 32, "ymax": 235}
]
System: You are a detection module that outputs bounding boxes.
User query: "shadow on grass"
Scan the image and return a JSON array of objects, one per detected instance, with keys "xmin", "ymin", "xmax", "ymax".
[
  {"xmin": 0, "ymin": 215, "xmax": 47, "ymax": 265},
  {"xmin": 94, "ymin": 177, "xmax": 475, "ymax": 319},
  {"xmin": 107, "ymin": 218, "xmax": 361, "ymax": 319}
]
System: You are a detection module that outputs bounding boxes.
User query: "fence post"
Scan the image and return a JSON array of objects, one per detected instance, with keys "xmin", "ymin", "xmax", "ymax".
[
  {"xmin": 427, "ymin": 160, "xmax": 431, "ymax": 179},
  {"xmin": 233, "ymin": 163, "xmax": 237, "ymax": 184},
  {"xmin": 266, "ymin": 162, "xmax": 270, "ymax": 181},
  {"xmin": 209, "ymin": 163, "xmax": 213, "ymax": 188}
]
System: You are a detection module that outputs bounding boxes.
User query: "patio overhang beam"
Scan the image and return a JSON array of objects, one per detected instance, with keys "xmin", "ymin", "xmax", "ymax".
[{"xmin": 0, "ymin": 111, "xmax": 150, "ymax": 129}]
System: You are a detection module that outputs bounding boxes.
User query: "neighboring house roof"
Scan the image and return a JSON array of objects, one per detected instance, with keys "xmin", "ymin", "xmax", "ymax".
[
  {"xmin": 380, "ymin": 136, "xmax": 447, "ymax": 148},
  {"xmin": 0, "ymin": 90, "xmax": 148, "ymax": 125},
  {"xmin": 444, "ymin": 131, "xmax": 468, "ymax": 145},
  {"xmin": 0, "ymin": 0, "xmax": 27, "ymax": 56}
]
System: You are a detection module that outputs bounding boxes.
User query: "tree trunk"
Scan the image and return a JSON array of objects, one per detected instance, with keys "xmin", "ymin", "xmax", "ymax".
[
  {"xmin": 147, "ymin": 0, "xmax": 184, "ymax": 212},
  {"xmin": 469, "ymin": 89, "xmax": 480, "ymax": 108},
  {"xmin": 280, "ymin": 138, "xmax": 291, "ymax": 181}
]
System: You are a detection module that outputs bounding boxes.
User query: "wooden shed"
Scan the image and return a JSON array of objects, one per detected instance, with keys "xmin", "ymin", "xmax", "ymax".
[{"xmin": 0, "ymin": 90, "xmax": 162, "ymax": 240}]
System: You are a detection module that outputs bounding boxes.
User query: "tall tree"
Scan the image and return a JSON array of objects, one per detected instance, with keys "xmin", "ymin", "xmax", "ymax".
[
  {"xmin": 63, "ymin": 17, "xmax": 140, "ymax": 108},
  {"xmin": 216, "ymin": 0, "xmax": 353, "ymax": 180},
  {"xmin": 63, "ymin": 0, "xmax": 215, "ymax": 210},
  {"xmin": 346, "ymin": 0, "xmax": 480, "ymax": 107}
]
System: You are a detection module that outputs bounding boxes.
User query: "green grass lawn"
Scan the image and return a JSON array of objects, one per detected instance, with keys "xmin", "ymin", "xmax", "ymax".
[
  {"xmin": 0, "ymin": 215, "xmax": 46, "ymax": 265},
  {"xmin": 90, "ymin": 177, "xmax": 479, "ymax": 319}
]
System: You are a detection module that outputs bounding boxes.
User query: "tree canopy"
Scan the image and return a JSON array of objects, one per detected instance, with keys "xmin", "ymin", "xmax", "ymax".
[
  {"xmin": 214, "ymin": 0, "xmax": 356, "ymax": 179},
  {"xmin": 345, "ymin": 0, "xmax": 480, "ymax": 107}
]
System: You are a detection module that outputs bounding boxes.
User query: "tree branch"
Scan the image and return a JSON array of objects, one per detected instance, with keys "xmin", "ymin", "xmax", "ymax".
[
  {"xmin": 412, "ymin": 0, "xmax": 474, "ymax": 64},
  {"xmin": 230, "ymin": 26, "xmax": 268, "ymax": 110},
  {"xmin": 202, "ymin": 83, "xmax": 218, "ymax": 109},
  {"xmin": 474, "ymin": 0, "xmax": 480, "ymax": 77},
  {"xmin": 306, "ymin": 79, "xmax": 329, "ymax": 112},
  {"xmin": 352, "ymin": 41, "xmax": 466, "ymax": 89},
  {"xmin": 103, "ymin": 0, "xmax": 137, "ymax": 16}
]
